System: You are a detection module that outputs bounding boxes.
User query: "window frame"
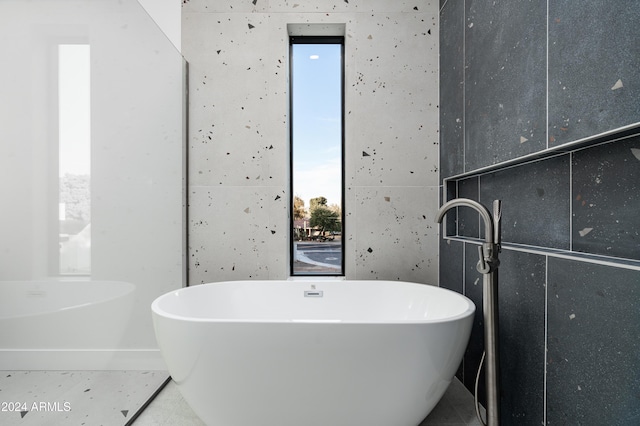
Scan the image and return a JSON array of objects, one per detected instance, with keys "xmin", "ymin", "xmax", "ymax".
[
  {"xmin": 54, "ymin": 41, "xmax": 92, "ymax": 276},
  {"xmin": 289, "ymin": 35, "xmax": 346, "ymax": 277}
]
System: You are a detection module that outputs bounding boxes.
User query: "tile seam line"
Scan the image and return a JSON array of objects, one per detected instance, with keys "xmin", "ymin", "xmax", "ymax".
[
  {"xmin": 444, "ymin": 237, "xmax": 640, "ymax": 271},
  {"xmin": 543, "ymin": 255, "xmax": 548, "ymax": 426},
  {"xmin": 546, "ymin": 0, "xmax": 549, "ymax": 151},
  {"xmin": 462, "ymin": 0, "xmax": 466, "ymax": 175}
]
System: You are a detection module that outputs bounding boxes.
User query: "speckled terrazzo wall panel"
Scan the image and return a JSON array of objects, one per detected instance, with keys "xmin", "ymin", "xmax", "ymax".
[
  {"xmin": 183, "ymin": 9, "xmax": 289, "ymax": 283},
  {"xmin": 352, "ymin": 186, "xmax": 439, "ymax": 282},
  {"xmin": 189, "ymin": 186, "xmax": 288, "ymax": 279},
  {"xmin": 438, "ymin": 237, "xmax": 464, "ymax": 379},
  {"xmin": 547, "ymin": 258, "xmax": 640, "ymax": 424},
  {"xmin": 479, "ymin": 155, "xmax": 571, "ymax": 249},
  {"xmin": 572, "ymin": 136, "xmax": 640, "ymax": 260},
  {"xmin": 462, "ymin": 245, "xmax": 547, "ymax": 423},
  {"xmin": 346, "ymin": 6, "xmax": 439, "ymax": 282},
  {"xmin": 439, "ymin": 0, "xmax": 464, "ymax": 178},
  {"xmin": 439, "ymin": 239, "xmax": 463, "ymax": 295},
  {"xmin": 461, "ymin": 245, "xmax": 485, "ymax": 402},
  {"xmin": 548, "ymin": 0, "xmax": 640, "ymax": 147},
  {"xmin": 464, "ymin": 0, "xmax": 547, "ymax": 170},
  {"xmin": 183, "ymin": 1, "xmax": 440, "ymax": 283},
  {"xmin": 497, "ymin": 249, "xmax": 546, "ymax": 425},
  {"xmin": 456, "ymin": 176, "xmax": 479, "ymax": 239}
]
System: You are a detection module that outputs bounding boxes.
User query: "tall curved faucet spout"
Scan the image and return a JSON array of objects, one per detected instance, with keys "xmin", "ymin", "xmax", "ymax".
[
  {"xmin": 435, "ymin": 198, "xmax": 494, "ymax": 244},
  {"xmin": 435, "ymin": 197, "xmax": 502, "ymax": 426}
]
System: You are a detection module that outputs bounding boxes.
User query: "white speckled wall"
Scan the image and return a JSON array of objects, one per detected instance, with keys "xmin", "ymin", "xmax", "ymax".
[{"xmin": 183, "ymin": 0, "xmax": 439, "ymax": 284}]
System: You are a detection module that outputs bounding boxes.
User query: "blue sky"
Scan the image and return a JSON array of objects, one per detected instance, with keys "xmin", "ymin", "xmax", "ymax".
[{"xmin": 291, "ymin": 43, "xmax": 342, "ymax": 208}]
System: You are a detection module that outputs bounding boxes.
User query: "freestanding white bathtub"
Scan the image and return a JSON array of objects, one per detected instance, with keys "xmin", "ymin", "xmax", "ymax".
[{"xmin": 152, "ymin": 280, "xmax": 475, "ymax": 426}]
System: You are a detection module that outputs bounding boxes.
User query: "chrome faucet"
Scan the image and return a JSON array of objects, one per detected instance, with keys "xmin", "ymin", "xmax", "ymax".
[{"xmin": 436, "ymin": 198, "xmax": 502, "ymax": 426}]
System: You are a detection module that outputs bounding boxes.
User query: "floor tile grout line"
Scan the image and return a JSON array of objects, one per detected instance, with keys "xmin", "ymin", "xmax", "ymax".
[{"xmin": 125, "ymin": 375, "xmax": 172, "ymax": 426}]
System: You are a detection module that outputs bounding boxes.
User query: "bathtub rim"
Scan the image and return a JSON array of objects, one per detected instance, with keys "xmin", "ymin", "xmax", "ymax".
[{"xmin": 151, "ymin": 280, "xmax": 475, "ymax": 325}]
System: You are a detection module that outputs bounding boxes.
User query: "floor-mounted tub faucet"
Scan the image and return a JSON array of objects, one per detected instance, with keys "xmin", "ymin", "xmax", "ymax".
[{"xmin": 436, "ymin": 198, "xmax": 502, "ymax": 426}]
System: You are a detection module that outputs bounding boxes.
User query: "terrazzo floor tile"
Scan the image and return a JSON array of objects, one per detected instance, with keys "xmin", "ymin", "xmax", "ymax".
[
  {"xmin": 132, "ymin": 380, "xmax": 204, "ymax": 426},
  {"xmin": 134, "ymin": 377, "xmax": 482, "ymax": 426},
  {"xmin": 0, "ymin": 370, "xmax": 168, "ymax": 426},
  {"xmin": 420, "ymin": 378, "xmax": 484, "ymax": 426}
]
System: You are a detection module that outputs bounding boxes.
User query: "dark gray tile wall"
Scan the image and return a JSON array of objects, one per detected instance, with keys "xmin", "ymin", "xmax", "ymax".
[
  {"xmin": 439, "ymin": 1, "xmax": 640, "ymax": 424},
  {"xmin": 497, "ymin": 250, "xmax": 546, "ymax": 425},
  {"xmin": 548, "ymin": 0, "xmax": 640, "ymax": 146},
  {"xmin": 439, "ymin": 0, "xmax": 464, "ymax": 178},
  {"xmin": 479, "ymin": 156, "xmax": 571, "ymax": 249},
  {"xmin": 460, "ymin": 247, "xmax": 547, "ymax": 423},
  {"xmin": 547, "ymin": 258, "xmax": 640, "ymax": 424},
  {"xmin": 572, "ymin": 136, "xmax": 640, "ymax": 260},
  {"xmin": 438, "ymin": 237, "xmax": 465, "ymax": 380},
  {"xmin": 439, "ymin": 238, "xmax": 464, "ymax": 295},
  {"xmin": 464, "ymin": 0, "xmax": 547, "ymax": 170},
  {"xmin": 457, "ymin": 176, "xmax": 479, "ymax": 238},
  {"xmin": 462, "ymin": 246, "xmax": 485, "ymax": 403}
]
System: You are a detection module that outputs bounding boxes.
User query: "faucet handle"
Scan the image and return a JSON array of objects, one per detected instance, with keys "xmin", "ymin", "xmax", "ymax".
[
  {"xmin": 477, "ymin": 245, "xmax": 491, "ymax": 274},
  {"xmin": 492, "ymin": 200, "xmax": 502, "ymax": 250}
]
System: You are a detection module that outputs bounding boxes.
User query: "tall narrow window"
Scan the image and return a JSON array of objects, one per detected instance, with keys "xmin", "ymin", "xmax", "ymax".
[
  {"xmin": 290, "ymin": 36, "xmax": 344, "ymax": 276},
  {"xmin": 58, "ymin": 44, "xmax": 91, "ymax": 275}
]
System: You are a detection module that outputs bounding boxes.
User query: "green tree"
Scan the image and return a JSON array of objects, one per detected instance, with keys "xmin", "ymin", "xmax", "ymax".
[
  {"xmin": 328, "ymin": 203, "xmax": 341, "ymax": 217},
  {"xmin": 310, "ymin": 206, "xmax": 341, "ymax": 235},
  {"xmin": 293, "ymin": 195, "xmax": 307, "ymax": 220},
  {"xmin": 309, "ymin": 196, "xmax": 328, "ymax": 215}
]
